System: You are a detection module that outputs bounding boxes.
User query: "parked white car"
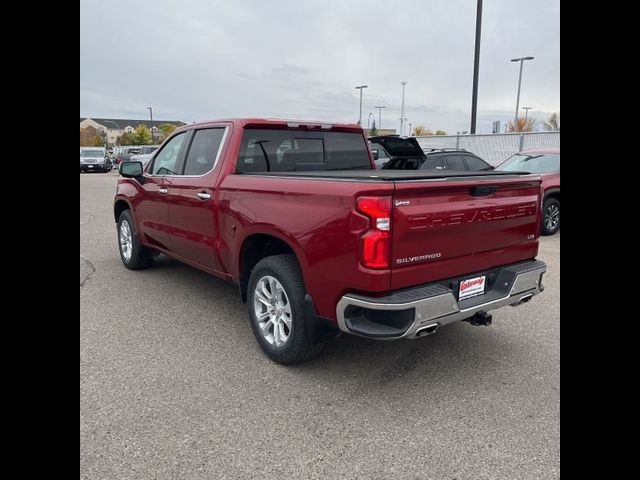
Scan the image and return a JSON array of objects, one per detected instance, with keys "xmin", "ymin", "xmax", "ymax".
[{"xmin": 129, "ymin": 152, "xmax": 155, "ymax": 168}]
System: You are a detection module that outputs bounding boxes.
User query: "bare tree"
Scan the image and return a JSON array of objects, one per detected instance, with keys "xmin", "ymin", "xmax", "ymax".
[
  {"xmin": 413, "ymin": 125, "xmax": 433, "ymax": 136},
  {"xmin": 508, "ymin": 117, "xmax": 538, "ymax": 132},
  {"xmin": 543, "ymin": 113, "xmax": 560, "ymax": 131}
]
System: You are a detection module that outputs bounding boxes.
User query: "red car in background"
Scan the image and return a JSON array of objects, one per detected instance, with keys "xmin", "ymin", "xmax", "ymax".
[{"xmin": 496, "ymin": 148, "xmax": 560, "ymax": 235}]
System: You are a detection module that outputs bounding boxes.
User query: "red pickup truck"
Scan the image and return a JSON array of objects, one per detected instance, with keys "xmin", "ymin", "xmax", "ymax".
[{"xmin": 114, "ymin": 118, "xmax": 547, "ymax": 364}]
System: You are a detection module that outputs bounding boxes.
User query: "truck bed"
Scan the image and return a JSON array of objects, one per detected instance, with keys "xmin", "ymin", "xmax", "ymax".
[{"xmin": 241, "ymin": 170, "xmax": 531, "ymax": 181}]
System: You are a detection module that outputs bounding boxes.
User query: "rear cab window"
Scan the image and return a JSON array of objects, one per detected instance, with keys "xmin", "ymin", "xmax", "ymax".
[{"xmin": 236, "ymin": 129, "xmax": 372, "ymax": 173}]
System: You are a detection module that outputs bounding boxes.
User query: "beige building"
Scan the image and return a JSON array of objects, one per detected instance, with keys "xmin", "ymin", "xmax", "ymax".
[{"xmin": 80, "ymin": 117, "xmax": 185, "ymax": 145}]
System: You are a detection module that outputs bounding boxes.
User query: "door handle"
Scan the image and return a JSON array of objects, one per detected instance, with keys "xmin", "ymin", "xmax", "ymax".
[
  {"xmin": 197, "ymin": 192, "xmax": 211, "ymax": 200},
  {"xmin": 158, "ymin": 188, "xmax": 168, "ymax": 194}
]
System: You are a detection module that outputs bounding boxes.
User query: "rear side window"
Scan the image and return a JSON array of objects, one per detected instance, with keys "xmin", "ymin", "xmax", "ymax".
[
  {"xmin": 443, "ymin": 155, "xmax": 466, "ymax": 171},
  {"xmin": 183, "ymin": 128, "xmax": 226, "ymax": 175},
  {"xmin": 236, "ymin": 129, "xmax": 371, "ymax": 173},
  {"xmin": 419, "ymin": 157, "xmax": 437, "ymax": 170},
  {"xmin": 464, "ymin": 155, "xmax": 491, "ymax": 171}
]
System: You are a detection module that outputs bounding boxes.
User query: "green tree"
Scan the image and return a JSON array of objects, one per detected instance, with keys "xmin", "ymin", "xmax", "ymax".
[
  {"xmin": 543, "ymin": 112, "xmax": 560, "ymax": 131},
  {"xmin": 368, "ymin": 119, "xmax": 378, "ymax": 137},
  {"xmin": 117, "ymin": 132, "xmax": 136, "ymax": 145},
  {"xmin": 131, "ymin": 124, "xmax": 152, "ymax": 145},
  {"xmin": 435, "ymin": 130, "xmax": 447, "ymax": 135},
  {"xmin": 158, "ymin": 123, "xmax": 178, "ymax": 141}
]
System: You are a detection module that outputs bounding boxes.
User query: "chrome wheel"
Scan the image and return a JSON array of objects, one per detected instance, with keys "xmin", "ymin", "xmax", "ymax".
[
  {"xmin": 545, "ymin": 204, "xmax": 560, "ymax": 231},
  {"xmin": 253, "ymin": 275, "xmax": 292, "ymax": 348},
  {"xmin": 119, "ymin": 220, "xmax": 133, "ymax": 262}
]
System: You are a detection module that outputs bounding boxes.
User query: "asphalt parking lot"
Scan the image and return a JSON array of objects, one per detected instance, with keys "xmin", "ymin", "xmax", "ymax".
[{"xmin": 80, "ymin": 171, "xmax": 560, "ymax": 480}]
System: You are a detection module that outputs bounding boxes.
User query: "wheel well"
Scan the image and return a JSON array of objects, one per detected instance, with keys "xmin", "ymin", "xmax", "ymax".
[
  {"xmin": 239, "ymin": 234, "xmax": 297, "ymax": 302},
  {"xmin": 114, "ymin": 200, "xmax": 130, "ymax": 223},
  {"xmin": 545, "ymin": 190, "xmax": 560, "ymax": 203}
]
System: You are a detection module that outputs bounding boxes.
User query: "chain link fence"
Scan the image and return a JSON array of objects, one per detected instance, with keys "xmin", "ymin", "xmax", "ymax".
[{"xmin": 415, "ymin": 132, "xmax": 560, "ymax": 166}]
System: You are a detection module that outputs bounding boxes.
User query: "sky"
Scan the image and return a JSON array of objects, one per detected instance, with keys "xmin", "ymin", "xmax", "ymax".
[{"xmin": 80, "ymin": 0, "xmax": 559, "ymax": 134}]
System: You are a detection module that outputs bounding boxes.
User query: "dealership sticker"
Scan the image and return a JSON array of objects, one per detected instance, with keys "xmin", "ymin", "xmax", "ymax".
[{"xmin": 459, "ymin": 275, "xmax": 486, "ymax": 300}]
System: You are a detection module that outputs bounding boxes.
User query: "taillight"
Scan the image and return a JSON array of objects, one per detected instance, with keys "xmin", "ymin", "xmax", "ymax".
[{"xmin": 356, "ymin": 196, "xmax": 391, "ymax": 269}]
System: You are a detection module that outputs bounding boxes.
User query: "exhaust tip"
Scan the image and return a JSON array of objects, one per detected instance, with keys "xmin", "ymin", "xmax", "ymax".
[
  {"xmin": 510, "ymin": 293, "xmax": 534, "ymax": 307},
  {"xmin": 415, "ymin": 323, "xmax": 439, "ymax": 337}
]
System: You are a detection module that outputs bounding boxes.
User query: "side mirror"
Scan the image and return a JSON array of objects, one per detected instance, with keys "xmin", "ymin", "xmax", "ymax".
[{"xmin": 120, "ymin": 161, "xmax": 143, "ymax": 178}]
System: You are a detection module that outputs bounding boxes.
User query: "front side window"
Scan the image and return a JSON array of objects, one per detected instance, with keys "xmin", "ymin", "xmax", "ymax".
[
  {"xmin": 150, "ymin": 132, "xmax": 186, "ymax": 175},
  {"xmin": 182, "ymin": 128, "xmax": 226, "ymax": 175}
]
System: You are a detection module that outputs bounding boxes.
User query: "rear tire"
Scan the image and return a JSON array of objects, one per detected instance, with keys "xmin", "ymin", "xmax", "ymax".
[
  {"xmin": 247, "ymin": 254, "xmax": 324, "ymax": 365},
  {"xmin": 117, "ymin": 210, "xmax": 154, "ymax": 270},
  {"xmin": 541, "ymin": 198, "xmax": 560, "ymax": 235}
]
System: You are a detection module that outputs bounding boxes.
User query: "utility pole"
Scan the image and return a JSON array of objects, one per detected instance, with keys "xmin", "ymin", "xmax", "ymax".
[
  {"xmin": 511, "ymin": 56, "xmax": 534, "ymax": 124},
  {"xmin": 374, "ymin": 106, "xmax": 386, "ymax": 130},
  {"xmin": 400, "ymin": 81, "xmax": 407, "ymax": 135},
  {"xmin": 146, "ymin": 106, "xmax": 154, "ymax": 143},
  {"xmin": 355, "ymin": 85, "xmax": 368, "ymax": 125},
  {"xmin": 470, "ymin": 0, "xmax": 483, "ymax": 134}
]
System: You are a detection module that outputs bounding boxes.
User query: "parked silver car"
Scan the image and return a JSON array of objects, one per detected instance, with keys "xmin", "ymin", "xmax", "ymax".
[{"xmin": 80, "ymin": 147, "xmax": 112, "ymax": 173}]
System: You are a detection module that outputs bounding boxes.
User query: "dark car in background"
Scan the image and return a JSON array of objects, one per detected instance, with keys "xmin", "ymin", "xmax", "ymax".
[
  {"xmin": 496, "ymin": 148, "xmax": 560, "ymax": 235},
  {"xmin": 369, "ymin": 135, "xmax": 493, "ymax": 172}
]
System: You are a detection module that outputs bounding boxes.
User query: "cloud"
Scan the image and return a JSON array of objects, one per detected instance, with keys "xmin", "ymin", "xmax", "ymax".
[{"xmin": 80, "ymin": 0, "xmax": 559, "ymax": 132}]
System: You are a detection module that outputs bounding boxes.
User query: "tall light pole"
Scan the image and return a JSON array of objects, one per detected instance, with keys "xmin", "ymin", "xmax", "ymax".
[
  {"xmin": 354, "ymin": 85, "xmax": 368, "ymax": 125},
  {"xmin": 511, "ymin": 56, "xmax": 534, "ymax": 124},
  {"xmin": 470, "ymin": 0, "xmax": 483, "ymax": 134},
  {"xmin": 522, "ymin": 106, "xmax": 532, "ymax": 120},
  {"xmin": 374, "ymin": 106, "xmax": 386, "ymax": 129},
  {"xmin": 408, "ymin": 122, "xmax": 412, "ymax": 136},
  {"xmin": 400, "ymin": 81, "xmax": 407, "ymax": 135},
  {"xmin": 146, "ymin": 106, "xmax": 154, "ymax": 143}
]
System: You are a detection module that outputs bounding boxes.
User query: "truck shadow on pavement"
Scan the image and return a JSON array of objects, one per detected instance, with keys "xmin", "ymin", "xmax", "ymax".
[{"xmin": 142, "ymin": 256, "xmax": 527, "ymax": 394}]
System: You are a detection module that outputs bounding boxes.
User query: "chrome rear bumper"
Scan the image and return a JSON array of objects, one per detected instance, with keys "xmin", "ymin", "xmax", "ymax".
[{"xmin": 335, "ymin": 260, "xmax": 546, "ymax": 340}]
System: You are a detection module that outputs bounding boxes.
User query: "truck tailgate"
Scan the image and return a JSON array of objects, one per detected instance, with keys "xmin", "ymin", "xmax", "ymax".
[{"xmin": 391, "ymin": 175, "xmax": 541, "ymax": 290}]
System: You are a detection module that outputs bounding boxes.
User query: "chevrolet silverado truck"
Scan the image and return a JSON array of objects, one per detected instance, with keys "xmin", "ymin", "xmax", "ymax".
[{"xmin": 114, "ymin": 118, "xmax": 547, "ymax": 364}]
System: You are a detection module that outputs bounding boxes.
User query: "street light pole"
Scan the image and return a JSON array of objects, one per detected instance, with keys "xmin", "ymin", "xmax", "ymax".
[
  {"xmin": 522, "ymin": 106, "xmax": 532, "ymax": 120},
  {"xmin": 470, "ymin": 0, "xmax": 483, "ymax": 134},
  {"xmin": 146, "ymin": 106, "xmax": 154, "ymax": 143},
  {"xmin": 374, "ymin": 106, "xmax": 386, "ymax": 129},
  {"xmin": 354, "ymin": 85, "xmax": 368, "ymax": 125},
  {"xmin": 400, "ymin": 81, "xmax": 407, "ymax": 135},
  {"xmin": 510, "ymin": 56, "xmax": 534, "ymax": 124}
]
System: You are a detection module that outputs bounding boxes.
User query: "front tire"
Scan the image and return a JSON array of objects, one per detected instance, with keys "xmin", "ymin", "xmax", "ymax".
[
  {"xmin": 247, "ymin": 254, "xmax": 324, "ymax": 364},
  {"xmin": 541, "ymin": 198, "xmax": 560, "ymax": 235},
  {"xmin": 117, "ymin": 210, "xmax": 154, "ymax": 270}
]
